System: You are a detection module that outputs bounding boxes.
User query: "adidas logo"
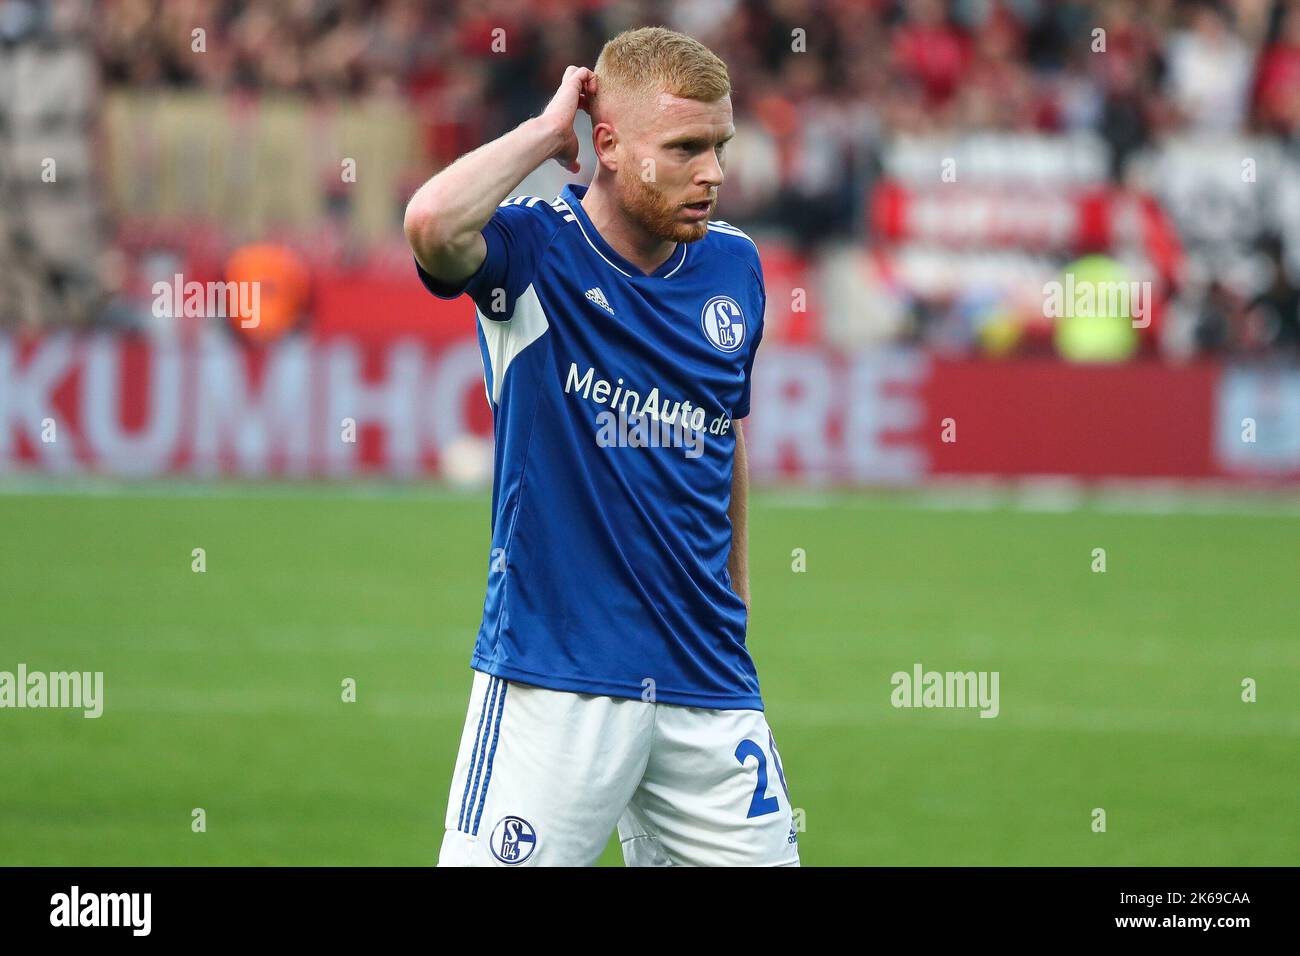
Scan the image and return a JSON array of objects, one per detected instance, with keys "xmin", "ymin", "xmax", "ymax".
[{"xmin": 585, "ymin": 287, "xmax": 614, "ymax": 316}]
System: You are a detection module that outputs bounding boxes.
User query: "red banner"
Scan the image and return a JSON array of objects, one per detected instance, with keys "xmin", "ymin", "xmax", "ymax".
[{"xmin": 2, "ymin": 333, "xmax": 1297, "ymax": 483}]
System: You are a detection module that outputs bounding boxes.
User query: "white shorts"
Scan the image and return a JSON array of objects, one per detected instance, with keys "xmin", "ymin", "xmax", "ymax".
[{"xmin": 437, "ymin": 670, "xmax": 801, "ymax": 867}]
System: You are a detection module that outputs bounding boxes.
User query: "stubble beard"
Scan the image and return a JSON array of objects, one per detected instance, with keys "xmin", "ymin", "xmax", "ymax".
[{"xmin": 616, "ymin": 162, "xmax": 712, "ymax": 245}]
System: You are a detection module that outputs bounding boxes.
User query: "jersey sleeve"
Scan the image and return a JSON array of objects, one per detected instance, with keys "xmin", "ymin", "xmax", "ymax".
[
  {"xmin": 414, "ymin": 198, "xmax": 557, "ymax": 321},
  {"xmin": 733, "ymin": 253, "xmax": 766, "ymax": 420}
]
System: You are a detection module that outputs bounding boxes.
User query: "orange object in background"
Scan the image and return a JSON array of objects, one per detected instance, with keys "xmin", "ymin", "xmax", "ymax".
[{"xmin": 224, "ymin": 244, "xmax": 311, "ymax": 344}]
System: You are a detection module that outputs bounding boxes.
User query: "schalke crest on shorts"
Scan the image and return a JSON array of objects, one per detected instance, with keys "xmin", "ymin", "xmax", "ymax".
[
  {"xmin": 700, "ymin": 295, "xmax": 746, "ymax": 353},
  {"xmin": 489, "ymin": 815, "xmax": 537, "ymax": 865}
]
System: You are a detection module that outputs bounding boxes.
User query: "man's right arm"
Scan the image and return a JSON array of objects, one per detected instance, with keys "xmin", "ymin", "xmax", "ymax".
[{"xmin": 403, "ymin": 66, "xmax": 594, "ymax": 287}]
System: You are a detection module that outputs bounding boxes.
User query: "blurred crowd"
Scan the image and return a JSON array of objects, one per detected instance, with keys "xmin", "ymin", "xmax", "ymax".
[
  {"xmin": 2, "ymin": 0, "xmax": 1299, "ymax": 356},
  {"xmin": 80, "ymin": 0, "xmax": 1300, "ymax": 146}
]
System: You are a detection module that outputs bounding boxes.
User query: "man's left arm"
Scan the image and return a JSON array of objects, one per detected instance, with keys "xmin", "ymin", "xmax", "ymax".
[{"xmin": 728, "ymin": 421, "xmax": 750, "ymax": 610}]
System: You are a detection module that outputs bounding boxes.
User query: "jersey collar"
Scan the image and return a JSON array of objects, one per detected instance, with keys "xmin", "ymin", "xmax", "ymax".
[{"xmin": 560, "ymin": 183, "xmax": 688, "ymax": 279}]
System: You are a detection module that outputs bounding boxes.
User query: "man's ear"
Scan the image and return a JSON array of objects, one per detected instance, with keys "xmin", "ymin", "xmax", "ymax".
[{"xmin": 591, "ymin": 121, "xmax": 619, "ymax": 173}]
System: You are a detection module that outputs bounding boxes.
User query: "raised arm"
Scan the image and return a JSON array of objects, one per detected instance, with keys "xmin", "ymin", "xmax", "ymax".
[
  {"xmin": 403, "ymin": 66, "xmax": 595, "ymax": 286},
  {"xmin": 728, "ymin": 421, "xmax": 750, "ymax": 610}
]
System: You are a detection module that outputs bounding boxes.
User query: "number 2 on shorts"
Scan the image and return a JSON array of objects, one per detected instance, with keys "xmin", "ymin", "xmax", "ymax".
[{"xmin": 734, "ymin": 738, "xmax": 781, "ymax": 818}]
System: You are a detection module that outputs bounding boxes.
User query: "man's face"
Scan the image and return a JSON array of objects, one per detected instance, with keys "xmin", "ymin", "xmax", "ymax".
[{"xmin": 612, "ymin": 91, "xmax": 734, "ymax": 244}]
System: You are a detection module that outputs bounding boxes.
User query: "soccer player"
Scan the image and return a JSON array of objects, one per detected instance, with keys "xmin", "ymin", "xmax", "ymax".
[{"xmin": 404, "ymin": 26, "xmax": 798, "ymax": 866}]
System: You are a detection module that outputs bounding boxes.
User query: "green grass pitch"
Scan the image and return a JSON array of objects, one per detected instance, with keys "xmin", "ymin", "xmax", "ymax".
[{"xmin": 1, "ymin": 483, "xmax": 1296, "ymax": 865}]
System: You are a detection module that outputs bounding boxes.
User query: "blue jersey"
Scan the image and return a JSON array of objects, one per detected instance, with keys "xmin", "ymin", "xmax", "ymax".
[{"xmin": 416, "ymin": 183, "xmax": 766, "ymax": 710}]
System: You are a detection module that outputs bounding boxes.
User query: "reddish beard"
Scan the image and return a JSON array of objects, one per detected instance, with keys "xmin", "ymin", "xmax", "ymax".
[{"xmin": 615, "ymin": 162, "xmax": 712, "ymax": 244}]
